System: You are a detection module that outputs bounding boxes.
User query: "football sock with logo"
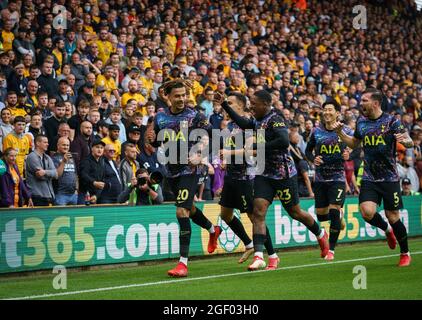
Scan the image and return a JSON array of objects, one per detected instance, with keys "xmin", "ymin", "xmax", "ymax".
[
  {"xmin": 366, "ymin": 212, "xmax": 388, "ymax": 231},
  {"xmin": 177, "ymin": 217, "xmax": 191, "ymax": 258},
  {"xmin": 190, "ymin": 207, "xmax": 213, "ymax": 231},
  {"xmin": 264, "ymin": 226, "xmax": 276, "ymax": 255},
  {"xmin": 328, "ymin": 208, "xmax": 341, "ymax": 251},
  {"xmin": 391, "ymin": 220, "xmax": 409, "ymax": 253},
  {"xmin": 228, "ymin": 216, "xmax": 252, "ymax": 246}
]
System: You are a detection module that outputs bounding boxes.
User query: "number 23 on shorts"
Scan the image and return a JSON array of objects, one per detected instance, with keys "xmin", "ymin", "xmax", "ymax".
[{"xmin": 277, "ymin": 188, "xmax": 292, "ymax": 203}]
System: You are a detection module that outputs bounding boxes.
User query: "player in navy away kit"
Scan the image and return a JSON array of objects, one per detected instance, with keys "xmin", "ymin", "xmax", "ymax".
[
  {"xmin": 333, "ymin": 88, "xmax": 413, "ymax": 267},
  {"xmin": 221, "ymin": 90, "xmax": 329, "ymax": 271},
  {"xmin": 145, "ymin": 80, "xmax": 221, "ymax": 277},
  {"xmin": 218, "ymin": 92, "xmax": 279, "ymax": 268},
  {"xmin": 306, "ymin": 99, "xmax": 352, "ymax": 261}
]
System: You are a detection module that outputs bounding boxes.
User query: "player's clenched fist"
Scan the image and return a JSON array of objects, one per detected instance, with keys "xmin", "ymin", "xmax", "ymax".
[{"xmin": 332, "ymin": 121, "xmax": 344, "ymax": 134}]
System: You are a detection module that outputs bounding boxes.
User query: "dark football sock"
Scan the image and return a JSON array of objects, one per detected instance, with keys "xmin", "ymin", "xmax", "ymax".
[
  {"xmin": 366, "ymin": 212, "xmax": 388, "ymax": 231},
  {"xmin": 264, "ymin": 226, "xmax": 275, "ymax": 255},
  {"xmin": 307, "ymin": 220, "xmax": 322, "ymax": 237},
  {"xmin": 177, "ymin": 217, "xmax": 191, "ymax": 258},
  {"xmin": 391, "ymin": 220, "xmax": 409, "ymax": 253},
  {"xmin": 228, "ymin": 216, "xmax": 252, "ymax": 246},
  {"xmin": 328, "ymin": 208, "xmax": 341, "ymax": 251},
  {"xmin": 190, "ymin": 207, "xmax": 212, "ymax": 230}
]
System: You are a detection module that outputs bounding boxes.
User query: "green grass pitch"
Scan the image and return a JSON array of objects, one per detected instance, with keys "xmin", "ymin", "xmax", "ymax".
[{"xmin": 1, "ymin": 238, "xmax": 421, "ymax": 300}]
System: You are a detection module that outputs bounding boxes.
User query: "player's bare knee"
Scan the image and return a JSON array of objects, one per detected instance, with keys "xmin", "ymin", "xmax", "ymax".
[
  {"xmin": 360, "ymin": 203, "xmax": 376, "ymax": 221},
  {"xmin": 287, "ymin": 205, "xmax": 302, "ymax": 220},
  {"xmin": 253, "ymin": 201, "xmax": 268, "ymax": 218},
  {"xmin": 252, "ymin": 204, "xmax": 266, "ymax": 220},
  {"xmin": 316, "ymin": 208, "xmax": 328, "ymax": 216},
  {"xmin": 253, "ymin": 213, "xmax": 266, "ymax": 224},
  {"xmin": 385, "ymin": 210, "xmax": 400, "ymax": 224},
  {"xmin": 360, "ymin": 210, "xmax": 375, "ymax": 221},
  {"xmin": 220, "ymin": 206, "xmax": 235, "ymax": 223},
  {"xmin": 220, "ymin": 211, "xmax": 233, "ymax": 223},
  {"xmin": 177, "ymin": 207, "xmax": 190, "ymax": 218}
]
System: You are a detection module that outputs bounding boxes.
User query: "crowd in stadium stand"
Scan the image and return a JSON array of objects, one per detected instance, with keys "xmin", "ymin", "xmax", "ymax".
[{"xmin": 0, "ymin": 0, "xmax": 422, "ymax": 207}]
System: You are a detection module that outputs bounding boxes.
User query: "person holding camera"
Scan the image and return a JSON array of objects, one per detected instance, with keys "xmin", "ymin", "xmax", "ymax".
[{"xmin": 118, "ymin": 168, "xmax": 163, "ymax": 205}]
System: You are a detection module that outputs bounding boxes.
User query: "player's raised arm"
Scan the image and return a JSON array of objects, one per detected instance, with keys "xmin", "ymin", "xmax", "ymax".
[
  {"xmin": 217, "ymin": 94, "xmax": 255, "ymax": 130},
  {"xmin": 332, "ymin": 121, "xmax": 361, "ymax": 149}
]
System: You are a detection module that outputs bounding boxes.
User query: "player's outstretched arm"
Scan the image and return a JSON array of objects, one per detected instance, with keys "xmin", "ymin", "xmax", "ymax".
[
  {"xmin": 220, "ymin": 100, "xmax": 255, "ymax": 130},
  {"xmin": 332, "ymin": 121, "xmax": 360, "ymax": 149}
]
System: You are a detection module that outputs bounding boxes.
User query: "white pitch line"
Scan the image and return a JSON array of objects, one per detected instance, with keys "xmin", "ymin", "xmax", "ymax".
[{"xmin": 4, "ymin": 251, "xmax": 422, "ymax": 300}]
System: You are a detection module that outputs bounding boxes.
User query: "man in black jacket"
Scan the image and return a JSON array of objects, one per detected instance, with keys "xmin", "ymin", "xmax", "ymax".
[
  {"xmin": 70, "ymin": 120, "xmax": 93, "ymax": 171},
  {"xmin": 122, "ymin": 125, "xmax": 143, "ymax": 155},
  {"xmin": 37, "ymin": 61, "xmax": 59, "ymax": 97},
  {"xmin": 68, "ymin": 100, "xmax": 90, "ymax": 137},
  {"xmin": 36, "ymin": 37, "xmax": 58, "ymax": 68},
  {"xmin": 44, "ymin": 101, "xmax": 67, "ymax": 144},
  {"xmin": 78, "ymin": 139, "xmax": 106, "ymax": 204},
  {"xmin": 75, "ymin": 82, "xmax": 95, "ymax": 107},
  {"xmin": 8, "ymin": 63, "xmax": 28, "ymax": 95}
]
